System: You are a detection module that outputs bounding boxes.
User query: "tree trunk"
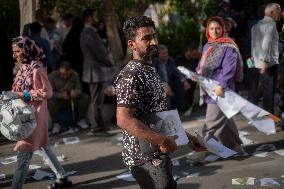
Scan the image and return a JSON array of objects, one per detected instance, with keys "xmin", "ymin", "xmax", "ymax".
[
  {"xmin": 101, "ymin": 0, "xmax": 124, "ymax": 64},
  {"xmin": 19, "ymin": 0, "xmax": 37, "ymax": 35}
]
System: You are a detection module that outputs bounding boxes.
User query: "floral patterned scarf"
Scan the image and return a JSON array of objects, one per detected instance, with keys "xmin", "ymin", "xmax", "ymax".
[
  {"xmin": 12, "ymin": 36, "xmax": 45, "ymax": 92},
  {"xmin": 199, "ymin": 16, "xmax": 243, "ymax": 82}
]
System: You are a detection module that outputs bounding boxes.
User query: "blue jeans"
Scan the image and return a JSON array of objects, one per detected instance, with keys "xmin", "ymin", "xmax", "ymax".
[{"xmin": 12, "ymin": 145, "xmax": 66, "ymax": 189}]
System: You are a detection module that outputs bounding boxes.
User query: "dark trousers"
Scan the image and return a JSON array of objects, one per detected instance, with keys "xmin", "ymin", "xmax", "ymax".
[
  {"xmin": 88, "ymin": 82, "xmax": 106, "ymax": 129},
  {"xmin": 131, "ymin": 155, "xmax": 177, "ymax": 189},
  {"xmin": 48, "ymin": 93, "xmax": 90, "ymax": 123},
  {"xmin": 249, "ymin": 65, "xmax": 278, "ymax": 113}
]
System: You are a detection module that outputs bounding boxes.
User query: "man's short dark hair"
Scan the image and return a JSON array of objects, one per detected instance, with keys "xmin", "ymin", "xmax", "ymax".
[
  {"xmin": 123, "ymin": 16, "xmax": 155, "ymax": 40},
  {"xmin": 82, "ymin": 8, "xmax": 95, "ymax": 22},
  {"xmin": 63, "ymin": 13, "xmax": 74, "ymax": 20},
  {"xmin": 29, "ymin": 22, "xmax": 42, "ymax": 34},
  {"xmin": 59, "ymin": 61, "xmax": 72, "ymax": 70},
  {"xmin": 46, "ymin": 17, "xmax": 55, "ymax": 24}
]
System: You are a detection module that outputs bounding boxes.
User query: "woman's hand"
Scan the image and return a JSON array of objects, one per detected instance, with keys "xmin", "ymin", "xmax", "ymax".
[{"xmin": 213, "ymin": 85, "xmax": 224, "ymax": 96}]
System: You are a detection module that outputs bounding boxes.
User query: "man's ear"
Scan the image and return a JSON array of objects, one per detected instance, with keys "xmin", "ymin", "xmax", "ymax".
[{"xmin": 128, "ymin": 40, "xmax": 136, "ymax": 51}]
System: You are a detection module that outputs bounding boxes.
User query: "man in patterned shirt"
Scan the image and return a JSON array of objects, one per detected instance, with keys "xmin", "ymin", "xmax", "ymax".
[{"xmin": 114, "ymin": 16, "xmax": 178, "ymax": 188}]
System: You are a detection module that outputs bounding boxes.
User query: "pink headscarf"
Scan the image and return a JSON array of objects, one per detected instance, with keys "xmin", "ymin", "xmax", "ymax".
[{"xmin": 12, "ymin": 36, "xmax": 45, "ymax": 92}]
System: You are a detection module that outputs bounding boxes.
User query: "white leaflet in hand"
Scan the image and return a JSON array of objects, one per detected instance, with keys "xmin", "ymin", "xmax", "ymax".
[
  {"xmin": 216, "ymin": 90, "xmax": 248, "ymax": 118},
  {"xmin": 178, "ymin": 67, "xmax": 276, "ymax": 134},
  {"xmin": 147, "ymin": 110, "xmax": 189, "ymax": 146}
]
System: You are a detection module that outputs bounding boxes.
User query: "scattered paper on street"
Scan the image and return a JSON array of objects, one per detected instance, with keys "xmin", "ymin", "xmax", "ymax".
[
  {"xmin": 240, "ymin": 135, "xmax": 254, "ymax": 145},
  {"xmin": 204, "ymin": 155, "xmax": 219, "ymax": 162},
  {"xmin": 116, "ymin": 171, "xmax": 136, "ymax": 182},
  {"xmin": 256, "ymin": 144, "xmax": 277, "ymax": 152},
  {"xmin": 232, "ymin": 177, "xmax": 256, "ymax": 185},
  {"xmin": 274, "ymin": 149, "xmax": 284, "ymax": 156},
  {"xmin": 186, "ymin": 173, "xmax": 200, "ymax": 178},
  {"xmin": 186, "ymin": 151, "xmax": 207, "ymax": 163},
  {"xmin": 32, "ymin": 169, "xmax": 54, "ymax": 181},
  {"xmin": 171, "ymin": 159, "xmax": 180, "ymax": 166},
  {"xmin": 196, "ymin": 133, "xmax": 237, "ymax": 158},
  {"xmin": 63, "ymin": 137, "xmax": 80, "ymax": 145},
  {"xmin": 205, "ymin": 138, "xmax": 237, "ymax": 158},
  {"xmin": 29, "ymin": 164, "xmax": 42, "ymax": 170},
  {"xmin": 259, "ymin": 178, "xmax": 281, "ymax": 186},
  {"xmin": 57, "ymin": 154, "xmax": 66, "ymax": 162},
  {"xmin": 239, "ymin": 131, "xmax": 251, "ymax": 136},
  {"xmin": 0, "ymin": 173, "xmax": 6, "ymax": 179},
  {"xmin": 253, "ymin": 151, "xmax": 268, "ymax": 158},
  {"xmin": 44, "ymin": 154, "xmax": 66, "ymax": 165},
  {"xmin": 34, "ymin": 150, "xmax": 43, "ymax": 157},
  {"xmin": 116, "ymin": 134, "xmax": 123, "ymax": 142},
  {"xmin": 66, "ymin": 171, "xmax": 77, "ymax": 176},
  {"xmin": 173, "ymin": 175, "xmax": 181, "ymax": 181},
  {"xmin": 182, "ymin": 172, "xmax": 189, "ymax": 176},
  {"xmin": 0, "ymin": 155, "xmax": 17, "ymax": 165}
]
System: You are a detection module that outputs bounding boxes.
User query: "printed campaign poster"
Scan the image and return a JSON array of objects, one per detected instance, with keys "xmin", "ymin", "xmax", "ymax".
[{"xmin": 143, "ymin": 109, "xmax": 189, "ymax": 146}]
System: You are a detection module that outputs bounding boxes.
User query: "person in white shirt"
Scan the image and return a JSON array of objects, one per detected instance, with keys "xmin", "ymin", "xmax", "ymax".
[{"xmin": 250, "ymin": 3, "xmax": 281, "ymax": 113}]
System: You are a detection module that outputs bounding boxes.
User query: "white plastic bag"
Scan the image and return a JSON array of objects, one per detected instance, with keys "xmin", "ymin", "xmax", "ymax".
[{"xmin": 0, "ymin": 95, "xmax": 36, "ymax": 141}]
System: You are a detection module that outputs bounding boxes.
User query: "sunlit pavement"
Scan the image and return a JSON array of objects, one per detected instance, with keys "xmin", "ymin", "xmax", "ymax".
[{"xmin": 1, "ymin": 107, "xmax": 284, "ymax": 189}]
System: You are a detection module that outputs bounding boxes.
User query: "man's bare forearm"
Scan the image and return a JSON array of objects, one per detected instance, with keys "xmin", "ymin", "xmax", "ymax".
[{"xmin": 116, "ymin": 107, "xmax": 165, "ymax": 146}]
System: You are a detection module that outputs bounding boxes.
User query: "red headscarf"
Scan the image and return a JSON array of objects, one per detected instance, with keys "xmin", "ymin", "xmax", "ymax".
[
  {"xmin": 205, "ymin": 16, "xmax": 235, "ymax": 45},
  {"xmin": 198, "ymin": 16, "xmax": 243, "ymax": 82}
]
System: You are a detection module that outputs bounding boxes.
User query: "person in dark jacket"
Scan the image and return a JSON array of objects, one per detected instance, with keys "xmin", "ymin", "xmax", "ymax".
[
  {"xmin": 80, "ymin": 8, "xmax": 114, "ymax": 136},
  {"xmin": 152, "ymin": 44, "xmax": 190, "ymax": 112}
]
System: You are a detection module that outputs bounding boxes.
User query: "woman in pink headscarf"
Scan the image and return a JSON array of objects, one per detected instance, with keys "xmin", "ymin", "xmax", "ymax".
[{"xmin": 10, "ymin": 36, "xmax": 72, "ymax": 189}]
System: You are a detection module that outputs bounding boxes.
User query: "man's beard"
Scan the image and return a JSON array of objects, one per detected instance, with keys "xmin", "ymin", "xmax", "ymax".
[{"xmin": 138, "ymin": 45, "xmax": 158, "ymax": 61}]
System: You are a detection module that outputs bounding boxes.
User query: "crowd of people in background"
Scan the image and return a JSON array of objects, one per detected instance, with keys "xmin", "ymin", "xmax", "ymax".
[
  {"xmin": 4, "ymin": 0, "xmax": 284, "ymax": 188},
  {"xmin": 13, "ymin": 0, "xmax": 284, "ymax": 137}
]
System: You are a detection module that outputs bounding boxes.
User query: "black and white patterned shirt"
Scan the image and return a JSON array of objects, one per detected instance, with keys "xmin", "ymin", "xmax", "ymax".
[{"xmin": 114, "ymin": 60, "xmax": 167, "ymax": 169}]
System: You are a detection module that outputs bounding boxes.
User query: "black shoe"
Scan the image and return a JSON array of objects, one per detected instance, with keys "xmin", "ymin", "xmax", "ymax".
[{"xmin": 48, "ymin": 177, "xmax": 72, "ymax": 189}]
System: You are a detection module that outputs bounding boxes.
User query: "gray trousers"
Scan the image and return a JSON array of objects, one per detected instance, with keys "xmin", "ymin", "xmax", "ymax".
[
  {"xmin": 249, "ymin": 65, "xmax": 278, "ymax": 114},
  {"xmin": 12, "ymin": 145, "xmax": 66, "ymax": 189},
  {"xmin": 88, "ymin": 82, "xmax": 106, "ymax": 129},
  {"xmin": 203, "ymin": 104, "xmax": 242, "ymax": 150}
]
